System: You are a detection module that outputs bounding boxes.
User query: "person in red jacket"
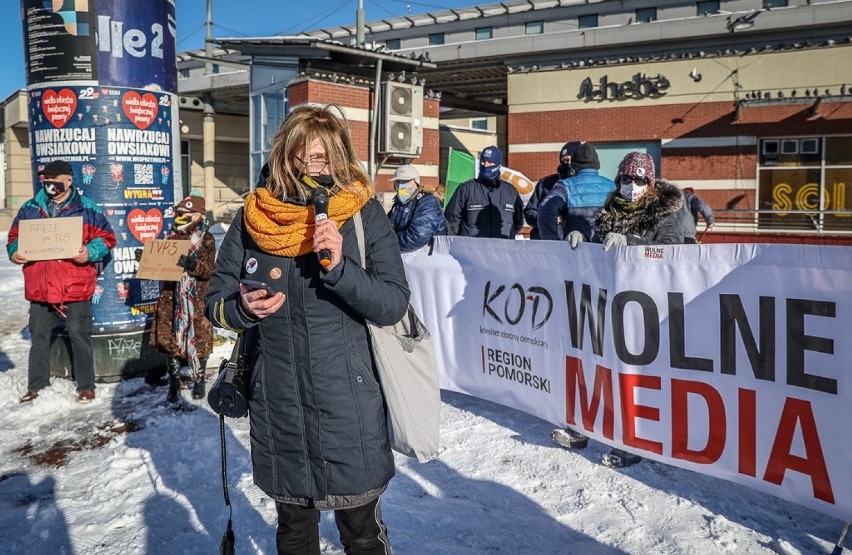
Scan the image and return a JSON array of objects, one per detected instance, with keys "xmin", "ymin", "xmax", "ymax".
[{"xmin": 7, "ymin": 160, "xmax": 116, "ymax": 404}]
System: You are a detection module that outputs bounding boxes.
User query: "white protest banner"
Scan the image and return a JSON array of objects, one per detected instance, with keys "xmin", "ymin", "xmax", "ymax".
[
  {"xmin": 17, "ymin": 216, "xmax": 83, "ymax": 260},
  {"xmin": 402, "ymin": 237, "xmax": 852, "ymax": 522}
]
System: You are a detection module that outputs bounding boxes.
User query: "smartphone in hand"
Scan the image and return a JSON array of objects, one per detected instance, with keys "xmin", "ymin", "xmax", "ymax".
[{"xmin": 240, "ymin": 279, "xmax": 271, "ymax": 292}]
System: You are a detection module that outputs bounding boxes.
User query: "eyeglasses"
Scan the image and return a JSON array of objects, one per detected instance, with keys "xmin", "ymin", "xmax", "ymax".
[
  {"xmin": 295, "ymin": 156, "xmax": 330, "ymax": 173},
  {"xmin": 618, "ymin": 175, "xmax": 650, "ymax": 186}
]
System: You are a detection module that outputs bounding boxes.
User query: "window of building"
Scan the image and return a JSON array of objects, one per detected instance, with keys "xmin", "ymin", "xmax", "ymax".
[
  {"xmin": 763, "ymin": 0, "xmax": 788, "ymax": 7},
  {"xmin": 470, "ymin": 118, "xmax": 488, "ymax": 130},
  {"xmin": 475, "ymin": 27, "xmax": 492, "ymax": 41},
  {"xmin": 757, "ymin": 136, "xmax": 852, "ymax": 232},
  {"xmin": 428, "ymin": 33, "xmax": 445, "ymax": 46},
  {"xmin": 385, "ymin": 38, "xmax": 400, "ymax": 50},
  {"xmin": 525, "ymin": 21, "xmax": 543, "ymax": 35},
  {"xmin": 179, "ymin": 68, "xmax": 190, "ymax": 79},
  {"xmin": 636, "ymin": 8, "xmax": 657, "ymax": 23},
  {"xmin": 578, "ymin": 14, "xmax": 599, "ymax": 29},
  {"xmin": 697, "ymin": 1, "xmax": 720, "ymax": 16},
  {"xmin": 180, "ymin": 140, "xmax": 191, "ymax": 198},
  {"xmin": 250, "ymin": 89, "xmax": 289, "ymax": 185}
]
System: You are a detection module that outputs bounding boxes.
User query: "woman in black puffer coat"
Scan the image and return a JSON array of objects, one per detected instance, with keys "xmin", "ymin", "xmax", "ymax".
[{"xmin": 206, "ymin": 105, "xmax": 409, "ymax": 554}]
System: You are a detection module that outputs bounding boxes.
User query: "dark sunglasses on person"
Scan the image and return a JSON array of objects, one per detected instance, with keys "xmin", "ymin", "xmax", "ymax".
[{"xmin": 618, "ymin": 175, "xmax": 650, "ymax": 186}]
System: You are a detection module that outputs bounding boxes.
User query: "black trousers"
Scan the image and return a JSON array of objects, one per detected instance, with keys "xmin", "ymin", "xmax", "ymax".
[
  {"xmin": 27, "ymin": 301, "xmax": 94, "ymax": 392},
  {"xmin": 275, "ymin": 497, "xmax": 391, "ymax": 555}
]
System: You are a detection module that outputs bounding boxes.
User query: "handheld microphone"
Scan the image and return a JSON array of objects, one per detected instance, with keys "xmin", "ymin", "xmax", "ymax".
[{"xmin": 309, "ymin": 185, "xmax": 332, "ymax": 266}]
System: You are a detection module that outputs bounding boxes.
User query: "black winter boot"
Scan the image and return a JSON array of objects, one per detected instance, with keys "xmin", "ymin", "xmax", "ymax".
[
  {"xmin": 166, "ymin": 357, "xmax": 182, "ymax": 403},
  {"xmin": 191, "ymin": 358, "xmax": 207, "ymax": 400}
]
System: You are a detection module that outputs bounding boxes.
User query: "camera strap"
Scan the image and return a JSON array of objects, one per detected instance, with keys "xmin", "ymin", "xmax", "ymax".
[
  {"xmin": 218, "ymin": 334, "xmax": 245, "ymax": 555},
  {"xmin": 219, "ymin": 414, "xmax": 235, "ymax": 554}
]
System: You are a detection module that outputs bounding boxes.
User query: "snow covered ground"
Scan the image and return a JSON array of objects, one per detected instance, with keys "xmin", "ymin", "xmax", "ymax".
[{"xmin": 0, "ymin": 235, "xmax": 847, "ymax": 554}]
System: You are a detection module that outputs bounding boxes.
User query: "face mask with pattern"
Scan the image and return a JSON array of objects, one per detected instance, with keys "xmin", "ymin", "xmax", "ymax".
[
  {"xmin": 396, "ymin": 182, "xmax": 419, "ymax": 204},
  {"xmin": 174, "ymin": 211, "xmax": 198, "ymax": 231},
  {"xmin": 620, "ymin": 183, "xmax": 647, "ymax": 202},
  {"xmin": 43, "ymin": 180, "xmax": 67, "ymax": 198}
]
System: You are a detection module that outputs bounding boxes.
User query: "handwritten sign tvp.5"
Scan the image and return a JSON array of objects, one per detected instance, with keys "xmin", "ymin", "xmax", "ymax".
[
  {"xmin": 17, "ymin": 216, "xmax": 83, "ymax": 261},
  {"xmin": 136, "ymin": 239, "xmax": 190, "ymax": 282}
]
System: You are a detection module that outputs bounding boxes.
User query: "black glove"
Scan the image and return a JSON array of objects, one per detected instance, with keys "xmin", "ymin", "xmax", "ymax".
[
  {"xmin": 134, "ymin": 248, "xmax": 144, "ymax": 262},
  {"xmin": 177, "ymin": 254, "xmax": 197, "ymax": 272}
]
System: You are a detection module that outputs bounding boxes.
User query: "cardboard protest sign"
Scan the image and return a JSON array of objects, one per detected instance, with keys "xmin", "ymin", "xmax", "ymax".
[
  {"xmin": 17, "ymin": 216, "xmax": 83, "ymax": 261},
  {"xmin": 135, "ymin": 239, "xmax": 190, "ymax": 282}
]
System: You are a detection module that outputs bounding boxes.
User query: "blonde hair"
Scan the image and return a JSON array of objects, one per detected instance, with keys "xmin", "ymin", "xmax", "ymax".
[{"xmin": 265, "ymin": 104, "xmax": 374, "ymax": 200}]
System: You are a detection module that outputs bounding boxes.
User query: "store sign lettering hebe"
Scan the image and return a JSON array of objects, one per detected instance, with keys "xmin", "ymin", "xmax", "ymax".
[
  {"xmin": 578, "ymin": 73, "xmax": 670, "ymax": 101},
  {"xmin": 97, "ymin": 16, "xmax": 165, "ymax": 60}
]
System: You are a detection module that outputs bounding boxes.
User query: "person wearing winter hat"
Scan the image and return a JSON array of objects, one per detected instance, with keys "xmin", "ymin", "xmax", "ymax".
[
  {"xmin": 9, "ymin": 159, "xmax": 116, "ymax": 404},
  {"xmin": 553, "ymin": 152, "xmax": 684, "ymax": 468},
  {"xmin": 387, "ymin": 164, "xmax": 447, "ymax": 252},
  {"xmin": 150, "ymin": 194, "xmax": 216, "ymax": 403},
  {"xmin": 592, "ymin": 151, "xmax": 684, "ymax": 250},
  {"xmin": 537, "ymin": 142, "xmax": 614, "ymax": 244},
  {"xmin": 444, "ymin": 145, "xmax": 524, "ymax": 238},
  {"xmin": 523, "ymin": 141, "xmax": 582, "ymax": 240}
]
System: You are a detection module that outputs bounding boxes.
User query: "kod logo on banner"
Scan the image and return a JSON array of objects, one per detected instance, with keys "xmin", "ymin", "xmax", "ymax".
[
  {"xmin": 95, "ymin": 0, "xmax": 177, "ymax": 92},
  {"xmin": 483, "ymin": 281, "xmax": 553, "ymax": 330}
]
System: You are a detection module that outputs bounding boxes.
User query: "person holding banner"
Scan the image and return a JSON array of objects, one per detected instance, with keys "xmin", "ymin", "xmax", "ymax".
[
  {"xmin": 149, "ymin": 195, "xmax": 216, "ymax": 403},
  {"xmin": 7, "ymin": 160, "xmax": 116, "ymax": 404},
  {"xmin": 444, "ymin": 145, "xmax": 524, "ymax": 239},
  {"xmin": 537, "ymin": 142, "xmax": 614, "ymax": 244},
  {"xmin": 205, "ymin": 104, "xmax": 409, "ymax": 553},
  {"xmin": 387, "ymin": 164, "xmax": 447, "ymax": 252},
  {"xmin": 558, "ymin": 151, "xmax": 684, "ymax": 468},
  {"xmin": 523, "ymin": 141, "xmax": 581, "ymax": 240}
]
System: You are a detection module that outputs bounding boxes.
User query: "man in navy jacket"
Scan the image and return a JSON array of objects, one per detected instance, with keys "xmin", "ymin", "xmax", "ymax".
[{"xmin": 444, "ymin": 146, "xmax": 524, "ymax": 239}]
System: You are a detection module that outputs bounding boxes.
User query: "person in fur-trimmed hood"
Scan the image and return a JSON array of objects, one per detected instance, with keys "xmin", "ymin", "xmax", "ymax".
[
  {"xmin": 562, "ymin": 152, "xmax": 684, "ymax": 469},
  {"xmin": 594, "ymin": 151, "xmax": 685, "ymax": 251},
  {"xmin": 150, "ymin": 194, "xmax": 216, "ymax": 403}
]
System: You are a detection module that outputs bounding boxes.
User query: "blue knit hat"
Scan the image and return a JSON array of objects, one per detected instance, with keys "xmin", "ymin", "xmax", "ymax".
[{"xmin": 480, "ymin": 146, "xmax": 503, "ymax": 166}]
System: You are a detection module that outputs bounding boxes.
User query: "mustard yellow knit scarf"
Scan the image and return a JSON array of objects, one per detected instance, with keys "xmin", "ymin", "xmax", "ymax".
[{"xmin": 243, "ymin": 185, "xmax": 369, "ymax": 257}]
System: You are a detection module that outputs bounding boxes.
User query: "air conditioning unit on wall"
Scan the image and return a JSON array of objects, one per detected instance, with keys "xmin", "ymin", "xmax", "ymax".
[{"xmin": 380, "ymin": 81, "xmax": 424, "ymax": 157}]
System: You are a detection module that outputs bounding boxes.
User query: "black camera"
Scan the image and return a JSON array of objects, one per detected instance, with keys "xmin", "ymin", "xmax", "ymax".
[{"xmin": 208, "ymin": 335, "xmax": 251, "ymax": 418}]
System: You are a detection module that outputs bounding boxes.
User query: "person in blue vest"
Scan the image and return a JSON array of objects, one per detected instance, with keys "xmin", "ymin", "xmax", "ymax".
[
  {"xmin": 537, "ymin": 142, "xmax": 615, "ymax": 244},
  {"xmin": 387, "ymin": 164, "xmax": 447, "ymax": 252},
  {"xmin": 7, "ymin": 160, "xmax": 116, "ymax": 404},
  {"xmin": 523, "ymin": 141, "xmax": 581, "ymax": 240},
  {"xmin": 444, "ymin": 145, "xmax": 524, "ymax": 238}
]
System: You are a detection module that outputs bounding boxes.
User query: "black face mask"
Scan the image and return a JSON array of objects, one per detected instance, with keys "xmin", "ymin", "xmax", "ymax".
[
  {"xmin": 557, "ymin": 164, "xmax": 575, "ymax": 179},
  {"xmin": 43, "ymin": 180, "xmax": 67, "ymax": 198},
  {"xmin": 310, "ymin": 175, "xmax": 335, "ymax": 188}
]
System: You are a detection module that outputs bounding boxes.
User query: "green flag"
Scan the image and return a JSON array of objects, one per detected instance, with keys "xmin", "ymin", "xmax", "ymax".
[{"xmin": 444, "ymin": 147, "xmax": 476, "ymax": 208}]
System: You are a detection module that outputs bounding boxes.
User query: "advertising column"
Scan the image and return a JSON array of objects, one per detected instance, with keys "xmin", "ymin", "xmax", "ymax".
[{"xmin": 22, "ymin": 0, "xmax": 180, "ymax": 379}]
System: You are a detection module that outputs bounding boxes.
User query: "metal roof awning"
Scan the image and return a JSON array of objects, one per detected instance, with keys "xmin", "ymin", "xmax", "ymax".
[{"xmin": 215, "ymin": 36, "xmax": 436, "ymax": 72}]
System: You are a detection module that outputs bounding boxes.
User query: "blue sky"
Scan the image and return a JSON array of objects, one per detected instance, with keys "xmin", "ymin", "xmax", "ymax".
[{"xmin": 1, "ymin": 0, "xmax": 474, "ymax": 100}]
